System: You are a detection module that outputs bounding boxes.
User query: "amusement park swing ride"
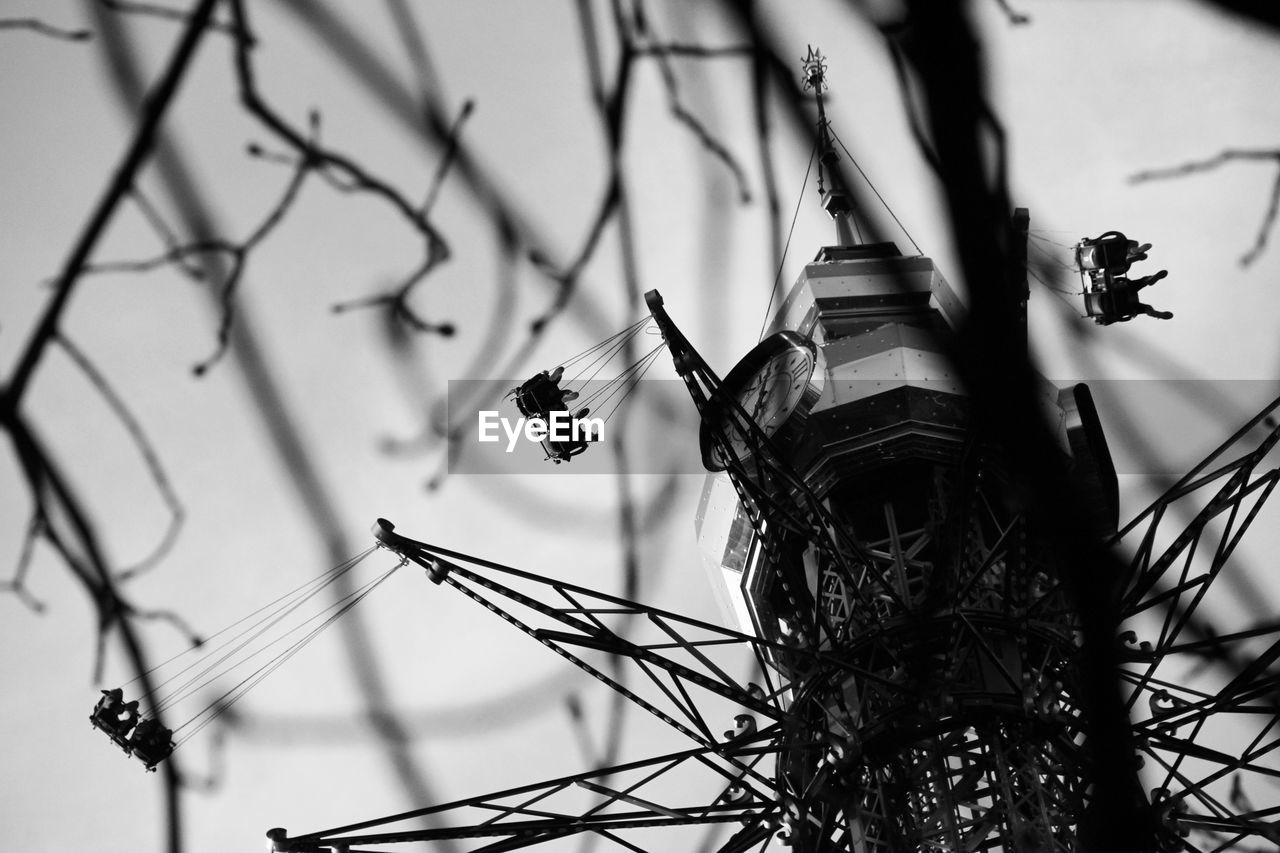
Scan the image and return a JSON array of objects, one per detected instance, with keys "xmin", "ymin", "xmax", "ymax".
[{"xmin": 91, "ymin": 51, "xmax": 1279, "ymax": 852}]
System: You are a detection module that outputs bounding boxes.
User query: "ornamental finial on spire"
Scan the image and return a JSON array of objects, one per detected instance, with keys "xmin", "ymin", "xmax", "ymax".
[
  {"xmin": 800, "ymin": 46, "xmax": 860, "ymax": 247},
  {"xmin": 801, "ymin": 45, "xmax": 828, "ymax": 92}
]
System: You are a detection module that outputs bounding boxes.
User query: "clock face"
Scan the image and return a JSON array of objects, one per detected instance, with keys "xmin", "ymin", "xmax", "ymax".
[{"xmin": 701, "ymin": 331, "xmax": 819, "ymax": 470}]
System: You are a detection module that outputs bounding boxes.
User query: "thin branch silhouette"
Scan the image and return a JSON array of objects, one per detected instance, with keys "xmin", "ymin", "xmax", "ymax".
[
  {"xmin": 2, "ymin": 402, "xmax": 187, "ymax": 851},
  {"xmin": 74, "ymin": 130, "xmax": 316, "ymax": 375},
  {"xmin": 629, "ymin": 9, "xmax": 752, "ymax": 203},
  {"xmin": 54, "ymin": 333, "xmax": 185, "ymax": 581},
  {"xmin": 229, "ymin": 3, "xmax": 447, "ymax": 239},
  {"xmin": 991, "ymin": 0, "xmax": 1031, "ymax": 25},
  {"xmin": 2, "ymin": 7, "xmax": 220, "ymax": 848},
  {"xmin": 1132, "ymin": 148, "xmax": 1280, "ymax": 266},
  {"xmin": 330, "ymin": 99, "xmax": 472, "ymax": 334},
  {"xmin": 88, "ymin": 6, "xmax": 466, "ymax": 849},
  {"xmin": 98, "ymin": 0, "xmax": 236, "ymax": 34},
  {"xmin": 0, "ymin": 17, "xmax": 91, "ymax": 41},
  {"xmin": 4, "ymin": 0, "xmax": 219, "ymax": 409},
  {"xmin": 2, "ymin": 513, "xmax": 49, "ymax": 612}
]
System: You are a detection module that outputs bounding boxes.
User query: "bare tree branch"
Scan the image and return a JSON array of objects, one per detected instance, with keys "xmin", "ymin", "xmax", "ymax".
[
  {"xmin": 1131, "ymin": 148, "xmax": 1280, "ymax": 266},
  {"xmin": 1, "ymin": 402, "xmax": 186, "ymax": 851},
  {"xmin": 190, "ymin": 121, "xmax": 315, "ymax": 375},
  {"xmin": 3, "ymin": 0, "xmax": 219, "ymax": 410},
  {"xmin": 0, "ymin": 17, "xmax": 91, "ymax": 41},
  {"xmin": 84, "ymin": 8, "xmax": 469, "ymax": 848},
  {"xmin": 330, "ymin": 100, "xmax": 472, "ymax": 335},
  {"xmin": 72, "ymin": 133, "xmax": 318, "ymax": 374},
  {"xmin": 273, "ymin": 0, "xmax": 639, "ymax": 354},
  {"xmin": 990, "ymin": 0, "xmax": 1030, "ymax": 25},
  {"xmin": 54, "ymin": 334, "xmax": 185, "ymax": 581},
  {"xmin": 228, "ymin": 2, "xmax": 447, "ymax": 245},
  {"xmin": 0, "ymin": 9, "xmax": 219, "ymax": 848},
  {"xmin": 629, "ymin": 6, "xmax": 752, "ymax": 203},
  {"xmin": 1, "ymin": 513, "xmax": 49, "ymax": 612},
  {"xmin": 128, "ymin": 186, "xmax": 209, "ymax": 280},
  {"xmin": 99, "ymin": 0, "xmax": 235, "ymax": 35}
]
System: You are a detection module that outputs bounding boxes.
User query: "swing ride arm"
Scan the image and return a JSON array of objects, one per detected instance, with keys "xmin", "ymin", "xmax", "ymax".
[
  {"xmin": 267, "ymin": 738, "xmax": 786, "ymax": 851},
  {"xmin": 256, "ymin": 362, "xmax": 1280, "ymax": 853},
  {"xmin": 258, "ymin": 518, "xmax": 908, "ymax": 852},
  {"xmin": 1102, "ymin": 393, "xmax": 1280, "ymax": 844},
  {"xmin": 369, "ymin": 518, "xmax": 914, "ymax": 748},
  {"xmin": 643, "ymin": 290, "xmax": 911, "ymax": 645}
]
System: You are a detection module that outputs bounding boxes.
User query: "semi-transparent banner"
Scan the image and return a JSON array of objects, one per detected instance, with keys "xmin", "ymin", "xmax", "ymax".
[{"xmin": 444, "ymin": 379, "xmax": 1279, "ymax": 476}]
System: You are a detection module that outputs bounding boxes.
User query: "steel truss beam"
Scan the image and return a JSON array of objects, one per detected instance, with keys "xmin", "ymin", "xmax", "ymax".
[
  {"xmin": 368, "ymin": 519, "xmax": 918, "ymax": 749},
  {"xmin": 270, "ymin": 740, "xmax": 784, "ymax": 851},
  {"xmin": 264, "ymin": 323, "xmax": 1280, "ymax": 850},
  {"xmin": 1110, "ymin": 394, "xmax": 1280, "ymax": 846}
]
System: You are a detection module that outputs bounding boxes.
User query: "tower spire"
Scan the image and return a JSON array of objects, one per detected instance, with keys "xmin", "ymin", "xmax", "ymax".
[{"xmin": 802, "ymin": 46, "xmax": 859, "ymax": 247}]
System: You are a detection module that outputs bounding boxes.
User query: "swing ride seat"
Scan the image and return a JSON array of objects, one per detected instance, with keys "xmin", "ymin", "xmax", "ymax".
[
  {"xmin": 503, "ymin": 315, "xmax": 661, "ymax": 463},
  {"xmin": 90, "ymin": 690, "xmax": 140, "ymax": 755},
  {"xmin": 130, "ymin": 736, "xmax": 174, "ymax": 771},
  {"xmin": 1075, "ymin": 230, "xmax": 1138, "ymax": 275},
  {"xmin": 89, "ymin": 548, "xmax": 405, "ymax": 775},
  {"xmin": 508, "ymin": 368, "xmax": 576, "ymax": 422},
  {"xmin": 128, "ymin": 719, "xmax": 175, "ymax": 771},
  {"xmin": 1083, "ymin": 272, "xmax": 1171, "ymax": 325},
  {"xmin": 539, "ymin": 407, "xmax": 599, "ymax": 464},
  {"xmin": 90, "ymin": 711, "xmax": 137, "ymax": 756},
  {"xmin": 90, "ymin": 691, "xmax": 174, "ymax": 769},
  {"xmin": 1083, "ymin": 287, "xmax": 1121, "ymax": 325},
  {"xmin": 509, "ymin": 367, "xmax": 601, "ymax": 463},
  {"xmin": 1076, "ymin": 230, "xmax": 1170, "ymax": 324},
  {"xmin": 540, "ymin": 435, "xmax": 588, "ymax": 464},
  {"xmin": 1083, "ymin": 285, "xmax": 1139, "ymax": 325}
]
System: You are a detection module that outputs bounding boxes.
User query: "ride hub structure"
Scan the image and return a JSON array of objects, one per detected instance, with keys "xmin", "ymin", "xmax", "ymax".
[
  {"xmin": 89, "ymin": 49, "xmax": 1279, "ymax": 853},
  {"xmin": 251, "ymin": 211, "xmax": 1280, "ymax": 851},
  {"xmin": 681, "ymin": 228, "xmax": 1111, "ymax": 849},
  {"xmin": 255, "ymin": 205, "xmax": 1280, "ymax": 850}
]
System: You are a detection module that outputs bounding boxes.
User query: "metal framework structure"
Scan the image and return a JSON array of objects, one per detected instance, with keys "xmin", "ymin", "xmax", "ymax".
[
  {"xmin": 264, "ymin": 288, "xmax": 1280, "ymax": 851},
  {"xmin": 1113, "ymin": 397, "xmax": 1280, "ymax": 848},
  {"xmin": 264, "ymin": 53, "xmax": 1279, "ymax": 851},
  {"xmin": 650, "ymin": 282, "xmax": 1089, "ymax": 851}
]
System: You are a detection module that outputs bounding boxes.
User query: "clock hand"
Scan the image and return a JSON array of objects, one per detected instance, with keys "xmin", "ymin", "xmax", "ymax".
[
  {"xmin": 750, "ymin": 384, "xmax": 768, "ymax": 421},
  {"xmin": 741, "ymin": 377, "xmax": 780, "ymax": 456}
]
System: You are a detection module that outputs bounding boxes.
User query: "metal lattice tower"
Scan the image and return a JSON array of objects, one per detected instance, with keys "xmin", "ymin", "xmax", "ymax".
[
  {"xmin": 262, "ymin": 219, "xmax": 1280, "ymax": 850},
  {"xmin": 660, "ymin": 226, "xmax": 1102, "ymax": 851},
  {"xmin": 260, "ymin": 55, "xmax": 1280, "ymax": 853}
]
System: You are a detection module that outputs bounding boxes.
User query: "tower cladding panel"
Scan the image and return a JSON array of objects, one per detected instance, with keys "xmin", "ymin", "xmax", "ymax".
[{"xmin": 695, "ymin": 243, "xmax": 1118, "ymax": 851}]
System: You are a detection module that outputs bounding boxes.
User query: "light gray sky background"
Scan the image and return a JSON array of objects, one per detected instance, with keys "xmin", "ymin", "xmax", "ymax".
[{"xmin": 2, "ymin": 2, "xmax": 1278, "ymax": 851}]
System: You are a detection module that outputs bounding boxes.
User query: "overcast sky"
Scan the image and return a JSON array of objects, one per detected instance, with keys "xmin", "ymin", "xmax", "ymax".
[{"xmin": 2, "ymin": 2, "xmax": 1278, "ymax": 852}]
